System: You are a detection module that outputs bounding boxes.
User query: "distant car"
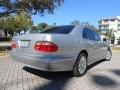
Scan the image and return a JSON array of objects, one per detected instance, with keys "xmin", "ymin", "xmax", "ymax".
[{"xmin": 10, "ymin": 25, "xmax": 112, "ymax": 77}]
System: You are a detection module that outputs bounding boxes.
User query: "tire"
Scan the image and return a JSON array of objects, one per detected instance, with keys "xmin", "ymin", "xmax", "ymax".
[
  {"xmin": 73, "ymin": 53, "xmax": 87, "ymax": 77},
  {"xmin": 105, "ymin": 48, "xmax": 112, "ymax": 61}
]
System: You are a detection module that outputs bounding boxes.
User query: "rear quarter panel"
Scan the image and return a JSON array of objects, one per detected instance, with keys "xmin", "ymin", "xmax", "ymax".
[{"xmin": 42, "ymin": 26, "xmax": 85, "ymax": 62}]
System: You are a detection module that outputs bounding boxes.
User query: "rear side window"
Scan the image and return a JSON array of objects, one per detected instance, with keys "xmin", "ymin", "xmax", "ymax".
[
  {"xmin": 92, "ymin": 31, "xmax": 101, "ymax": 41},
  {"xmin": 82, "ymin": 28, "xmax": 100, "ymax": 41},
  {"xmin": 40, "ymin": 25, "xmax": 74, "ymax": 34},
  {"xmin": 82, "ymin": 28, "xmax": 94, "ymax": 40}
]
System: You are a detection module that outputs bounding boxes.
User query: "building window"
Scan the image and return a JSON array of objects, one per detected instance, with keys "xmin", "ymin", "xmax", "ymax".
[
  {"xmin": 118, "ymin": 24, "xmax": 120, "ymax": 27},
  {"xmin": 104, "ymin": 25, "xmax": 109, "ymax": 29},
  {"xmin": 117, "ymin": 39, "xmax": 120, "ymax": 45},
  {"xmin": 111, "ymin": 19, "xmax": 115, "ymax": 22},
  {"xmin": 99, "ymin": 25, "xmax": 101, "ymax": 29},
  {"xmin": 98, "ymin": 21, "xmax": 102, "ymax": 24},
  {"xmin": 104, "ymin": 20, "xmax": 108, "ymax": 23}
]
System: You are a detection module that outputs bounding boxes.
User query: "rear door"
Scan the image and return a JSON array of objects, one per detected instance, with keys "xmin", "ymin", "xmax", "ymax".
[
  {"xmin": 82, "ymin": 28, "xmax": 98, "ymax": 62},
  {"xmin": 92, "ymin": 30, "xmax": 103, "ymax": 59}
]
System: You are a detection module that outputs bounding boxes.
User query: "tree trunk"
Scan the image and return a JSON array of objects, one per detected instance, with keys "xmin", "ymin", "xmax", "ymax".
[
  {"xmin": 8, "ymin": 30, "xmax": 14, "ymax": 37},
  {"xmin": 4, "ymin": 30, "xmax": 8, "ymax": 37}
]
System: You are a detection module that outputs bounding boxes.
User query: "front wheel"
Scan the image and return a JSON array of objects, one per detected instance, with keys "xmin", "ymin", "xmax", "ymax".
[
  {"xmin": 73, "ymin": 53, "xmax": 87, "ymax": 77},
  {"xmin": 105, "ymin": 48, "xmax": 112, "ymax": 61}
]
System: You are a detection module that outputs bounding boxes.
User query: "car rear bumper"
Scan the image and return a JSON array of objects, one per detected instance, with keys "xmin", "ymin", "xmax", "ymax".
[{"xmin": 10, "ymin": 51, "xmax": 76, "ymax": 71}]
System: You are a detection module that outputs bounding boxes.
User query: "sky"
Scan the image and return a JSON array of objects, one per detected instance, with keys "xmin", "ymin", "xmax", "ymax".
[{"xmin": 31, "ymin": 0, "xmax": 120, "ymax": 28}]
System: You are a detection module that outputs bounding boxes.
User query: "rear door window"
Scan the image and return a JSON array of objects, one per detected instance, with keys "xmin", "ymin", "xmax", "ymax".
[
  {"xmin": 40, "ymin": 25, "xmax": 74, "ymax": 34},
  {"xmin": 82, "ymin": 28, "xmax": 94, "ymax": 40},
  {"xmin": 92, "ymin": 31, "xmax": 101, "ymax": 41},
  {"xmin": 82, "ymin": 28, "xmax": 101, "ymax": 41}
]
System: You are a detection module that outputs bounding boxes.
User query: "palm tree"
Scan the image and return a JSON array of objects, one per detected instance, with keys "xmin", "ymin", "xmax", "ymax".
[{"xmin": 105, "ymin": 29, "xmax": 115, "ymax": 44}]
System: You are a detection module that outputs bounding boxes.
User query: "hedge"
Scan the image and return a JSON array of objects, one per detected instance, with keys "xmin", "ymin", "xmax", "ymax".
[
  {"xmin": 0, "ymin": 37, "xmax": 12, "ymax": 42},
  {"xmin": 0, "ymin": 46, "xmax": 11, "ymax": 51}
]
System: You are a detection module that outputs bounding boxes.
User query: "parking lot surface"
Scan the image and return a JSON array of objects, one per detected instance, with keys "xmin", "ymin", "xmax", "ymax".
[{"xmin": 0, "ymin": 52, "xmax": 120, "ymax": 90}]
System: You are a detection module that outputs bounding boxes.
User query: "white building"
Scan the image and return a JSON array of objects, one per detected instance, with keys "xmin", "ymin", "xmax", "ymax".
[{"xmin": 98, "ymin": 16, "xmax": 120, "ymax": 44}]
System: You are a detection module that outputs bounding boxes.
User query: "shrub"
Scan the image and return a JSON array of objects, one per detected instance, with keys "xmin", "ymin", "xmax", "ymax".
[
  {"xmin": 0, "ymin": 46, "xmax": 11, "ymax": 51},
  {"xmin": 0, "ymin": 37, "xmax": 12, "ymax": 42}
]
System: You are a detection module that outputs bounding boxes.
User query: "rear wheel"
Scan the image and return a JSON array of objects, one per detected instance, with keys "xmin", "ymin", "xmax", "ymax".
[
  {"xmin": 105, "ymin": 48, "xmax": 112, "ymax": 61},
  {"xmin": 73, "ymin": 53, "xmax": 87, "ymax": 77}
]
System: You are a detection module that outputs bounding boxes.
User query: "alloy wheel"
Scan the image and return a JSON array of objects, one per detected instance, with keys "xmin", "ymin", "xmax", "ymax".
[{"xmin": 78, "ymin": 55, "xmax": 87, "ymax": 75}]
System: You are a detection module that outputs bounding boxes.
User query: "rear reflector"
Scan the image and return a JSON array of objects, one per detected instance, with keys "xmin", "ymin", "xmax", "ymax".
[
  {"xmin": 34, "ymin": 41, "xmax": 58, "ymax": 52},
  {"xmin": 11, "ymin": 41, "xmax": 16, "ymax": 48}
]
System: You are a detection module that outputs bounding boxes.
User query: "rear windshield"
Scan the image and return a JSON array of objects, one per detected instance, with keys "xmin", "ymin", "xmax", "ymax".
[{"xmin": 40, "ymin": 25, "xmax": 74, "ymax": 34}]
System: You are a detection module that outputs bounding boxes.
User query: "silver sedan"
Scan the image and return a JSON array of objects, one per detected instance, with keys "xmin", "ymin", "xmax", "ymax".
[{"xmin": 10, "ymin": 25, "xmax": 112, "ymax": 77}]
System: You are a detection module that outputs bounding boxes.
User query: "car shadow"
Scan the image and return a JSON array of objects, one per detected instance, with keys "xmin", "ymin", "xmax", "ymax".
[
  {"xmin": 112, "ymin": 69, "xmax": 120, "ymax": 76},
  {"xmin": 87, "ymin": 59, "xmax": 106, "ymax": 70},
  {"xmin": 85, "ymin": 59, "xmax": 118, "ymax": 88},
  {"xmin": 23, "ymin": 59, "xmax": 111, "ymax": 90},
  {"xmin": 23, "ymin": 66, "xmax": 73, "ymax": 90},
  {"xmin": 89, "ymin": 60, "xmax": 118, "ymax": 88},
  {"xmin": 91, "ymin": 75, "xmax": 118, "ymax": 87}
]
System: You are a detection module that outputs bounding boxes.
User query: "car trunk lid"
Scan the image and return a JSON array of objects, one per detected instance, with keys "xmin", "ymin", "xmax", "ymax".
[{"xmin": 13, "ymin": 34, "xmax": 45, "ymax": 54}]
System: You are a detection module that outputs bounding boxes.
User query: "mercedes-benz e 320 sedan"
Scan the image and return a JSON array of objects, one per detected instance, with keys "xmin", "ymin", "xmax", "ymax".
[{"xmin": 10, "ymin": 25, "xmax": 112, "ymax": 77}]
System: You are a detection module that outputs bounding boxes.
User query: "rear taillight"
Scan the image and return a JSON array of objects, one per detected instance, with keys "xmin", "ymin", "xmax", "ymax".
[
  {"xmin": 11, "ymin": 41, "xmax": 16, "ymax": 48},
  {"xmin": 34, "ymin": 41, "xmax": 58, "ymax": 52}
]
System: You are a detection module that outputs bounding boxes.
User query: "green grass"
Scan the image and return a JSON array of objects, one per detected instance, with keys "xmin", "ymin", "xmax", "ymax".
[
  {"xmin": 0, "ymin": 51, "xmax": 9, "ymax": 56},
  {"xmin": 111, "ymin": 47, "xmax": 120, "ymax": 51},
  {"xmin": 0, "ymin": 46, "xmax": 11, "ymax": 51}
]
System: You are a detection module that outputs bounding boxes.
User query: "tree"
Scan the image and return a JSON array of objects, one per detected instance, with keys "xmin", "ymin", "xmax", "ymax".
[
  {"xmin": 14, "ymin": 12, "xmax": 33, "ymax": 33},
  {"xmin": 53, "ymin": 23, "xmax": 57, "ymax": 26},
  {"xmin": 104, "ymin": 29, "xmax": 115, "ymax": 44},
  {"xmin": 0, "ymin": 16, "xmax": 16, "ymax": 37},
  {"xmin": 30, "ymin": 25, "xmax": 39, "ymax": 33},
  {"xmin": 108, "ymin": 29, "xmax": 113, "ymax": 39},
  {"xmin": 81, "ymin": 22, "xmax": 90, "ymax": 26},
  {"xmin": 38, "ymin": 22, "xmax": 48, "ymax": 30},
  {"xmin": 0, "ymin": 18, "xmax": 6, "ymax": 36},
  {"xmin": 71, "ymin": 20, "xmax": 80, "ymax": 25},
  {"xmin": 0, "ymin": 18, "xmax": 5, "ymax": 30},
  {"xmin": 30, "ymin": 22, "xmax": 48, "ymax": 33},
  {"xmin": 0, "ymin": 0, "xmax": 64, "ymax": 17},
  {"xmin": 4, "ymin": 16, "xmax": 16, "ymax": 36},
  {"xmin": 0, "ymin": 12, "xmax": 33, "ymax": 37}
]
